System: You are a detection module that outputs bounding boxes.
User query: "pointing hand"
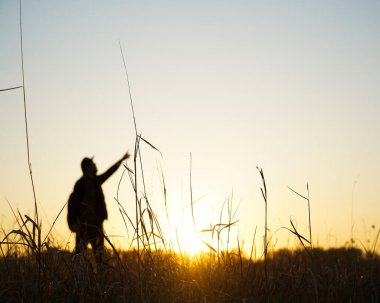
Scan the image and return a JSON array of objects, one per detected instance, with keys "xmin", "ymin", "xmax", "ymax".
[{"xmin": 122, "ymin": 151, "xmax": 131, "ymax": 161}]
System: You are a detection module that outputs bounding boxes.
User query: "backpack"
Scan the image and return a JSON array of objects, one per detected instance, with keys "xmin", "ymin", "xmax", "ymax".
[{"xmin": 67, "ymin": 178, "xmax": 84, "ymax": 232}]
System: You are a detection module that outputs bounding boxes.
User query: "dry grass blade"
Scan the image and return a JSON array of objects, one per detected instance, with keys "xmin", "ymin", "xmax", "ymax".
[
  {"xmin": 356, "ymin": 238, "xmax": 370, "ymax": 255},
  {"xmin": 219, "ymin": 197, "xmax": 229, "ymax": 224},
  {"xmin": 146, "ymin": 207, "xmax": 157, "ymax": 250},
  {"xmin": 140, "ymin": 195, "xmax": 166, "ymax": 249},
  {"xmin": 119, "ymin": 41, "xmax": 138, "ymax": 136},
  {"xmin": 6, "ymin": 200, "xmax": 23, "ymax": 238},
  {"xmin": 159, "ymin": 165, "xmax": 171, "ymax": 230},
  {"xmin": 200, "ymin": 239, "xmax": 217, "ymax": 254},
  {"xmin": 24, "ymin": 215, "xmax": 41, "ymax": 249},
  {"xmin": 17, "ymin": 210, "xmax": 37, "ymax": 250},
  {"xmin": 138, "ymin": 135, "xmax": 162, "ymax": 157},
  {"xmin": 150, "ymin": 209, "xmax": 166, "ymax": 249},
  {"xmin": 115, "ymin": 197, "xmax": 135, "ymax": 239},
  {"xmin": 103, "ymin": 233, "xmax": 129, "ymax": 273},
  {"xmin": 237, "ymin": 234, "xmax": 243, "ymax": 275},
  {"xmin": 43, "ymin": 201, "xmax": 67, "ymax": 243},
  {"xmin": 138, "ymin": 208, "xmax": 150, "ymax": 247},
  {"xmin": 116, "ymin": 167, "xmax": 127, "ymax": 203},
  {"xmin": 121, "ymin": 164, "xmax": 136, "ymax": 192},
  {"xmin": 286, "ymin": 225, "xmax": 311, "ymax": 245},
  {"xmin": 3, "ymin": 230, "xmax": 29, "ymax": 242},
  {"xmin": 287, "ymin": 186, "xmax": 308, "ymax": 200},
  {"xmin": 115, "ymin": 167, "xmax": 132, "ymax": 239},
  {"xmin": 0, "ymin": 86, "xmax": 22, "ymax": 92},
  {"xmin": 288, "ymin": 184, "xmax": 313, "ymax": 249},
  {"xmin": 372, "ymin": 228, "xmax": 380, "ymax": 256},
  {"xmin": 256, "ymin": 166, "xmax": 267, "ymax": 202},
  {"xmin": 288, "ymin": 218, "xmax": 311, "ymax": 257},
  {"xmin": 214, "ymin": 220, "xmax": 239, "ymax": 230},
  {"xmin": 199, "ymin": 229, "xmax": 214, "ymax": 233},
  {"xmin": 123, "ymin": 163, "xmax": 135, "ymax": 175},
  {"xmin": 246, "ymin": 226, "xmax": 257, "ymax": 280},
  {"xmin": 24, "ymin": 215, "xmax": 38, "ymax": 228},
  {"xmin": 2, "ymin": 229, "xmax": 35, "ymax": 251}
]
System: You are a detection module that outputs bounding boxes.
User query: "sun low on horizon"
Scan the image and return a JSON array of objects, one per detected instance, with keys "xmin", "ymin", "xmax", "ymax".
[{"xmin": 1, "ymin": 0, "xmax": 380, "ymax": 259}]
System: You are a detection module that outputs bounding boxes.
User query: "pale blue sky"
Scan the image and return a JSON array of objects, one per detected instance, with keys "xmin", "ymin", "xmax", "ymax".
[{"xmin": 1, "ymin": 0, "xmax": 379, "ymax": 252}]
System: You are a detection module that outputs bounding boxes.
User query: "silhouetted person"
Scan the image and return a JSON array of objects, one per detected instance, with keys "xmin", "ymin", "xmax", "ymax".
[{"xmin": 67, "ymin": 152, "xmax": 130, "ymax": 263}]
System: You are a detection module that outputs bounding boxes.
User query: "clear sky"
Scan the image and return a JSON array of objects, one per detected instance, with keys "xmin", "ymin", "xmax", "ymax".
[{"xmin": 1, "ymin": 0, "xmax": 379, "ymax": 254}]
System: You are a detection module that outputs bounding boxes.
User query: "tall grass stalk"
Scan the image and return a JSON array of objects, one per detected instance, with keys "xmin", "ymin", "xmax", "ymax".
[
  {"xmin": 119, "ymin": 42, "xmax": 168, "ymax": 300},
  {"xmin": 256, "ymin": 166, "xmax": 268, "ymax": 279},
  {"xmin": 119, "ymin": 41, "xmax": 142, "ymax": 297},
  {"xmin": 18, "ymin": 1, "xmax": 43, "ymax": 298},
  {"xmin": 246, "ymin": 226, "xmax": 257, "ymax": 280},
  {"xmin": 190, "ymin": 153, "xmax": 196, "ymax": 228},
  {"xmin": 350, "ymin": 175, "xmax": 359, "ymax": 246},
  {"xmin": 20, "ymin": 0, "xmax": 39, "ymax": 232}
]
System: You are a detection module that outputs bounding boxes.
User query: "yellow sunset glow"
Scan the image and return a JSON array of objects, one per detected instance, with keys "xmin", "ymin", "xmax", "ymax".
[{"xmin": 175, "ymin": 226, "xmax": 206, "ymax": 256}]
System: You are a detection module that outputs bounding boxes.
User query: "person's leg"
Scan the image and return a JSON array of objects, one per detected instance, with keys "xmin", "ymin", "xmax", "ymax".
[
  {"xmin": 74, "ymin": 225, "xmax": 88, "ymax": 254},
  {"xmin": 89, "ymin": 224, "xmax": 105, "ymax": 265}
]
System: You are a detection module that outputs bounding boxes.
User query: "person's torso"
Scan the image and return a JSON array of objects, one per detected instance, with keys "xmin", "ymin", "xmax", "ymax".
[{"xmin": 80, "ymin": 177, "xmax": 105, "ymax": 224}]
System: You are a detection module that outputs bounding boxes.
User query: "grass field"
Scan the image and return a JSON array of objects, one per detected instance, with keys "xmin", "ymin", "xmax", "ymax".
[{"xmin": 0, "ymin": 241, "xmax": 379, "ymax": 302}]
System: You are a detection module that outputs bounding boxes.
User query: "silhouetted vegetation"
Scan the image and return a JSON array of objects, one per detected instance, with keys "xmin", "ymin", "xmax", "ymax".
[{"xmin": 0, "ymin": 246, "xmax": 379, "ymax": 302}]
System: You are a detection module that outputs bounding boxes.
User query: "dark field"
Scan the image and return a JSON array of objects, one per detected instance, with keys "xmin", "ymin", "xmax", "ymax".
[{"xmin": 0, "ymin": 246, "xmax": 379, "ymax": 302}]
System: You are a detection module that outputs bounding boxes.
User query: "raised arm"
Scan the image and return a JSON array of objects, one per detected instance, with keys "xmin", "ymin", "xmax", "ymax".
[{"xmin": 97, "ymin": 151, "xmax": 130, "ymax": 184}]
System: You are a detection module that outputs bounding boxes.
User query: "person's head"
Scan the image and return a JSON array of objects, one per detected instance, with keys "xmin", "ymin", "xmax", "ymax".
[{"xmin": 81, "ymin": 157, "xmax": 97, "ymax": 177}]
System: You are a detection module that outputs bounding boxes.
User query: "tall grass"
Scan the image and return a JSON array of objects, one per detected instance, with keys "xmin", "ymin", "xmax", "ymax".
[
  {"xmin": 0, "ymin": 243, "xmax": 379, "ymax": 302},
  {"xmin": 256, "ymin": 166, "xmax": 268, "ymax": 280},
  {"xmin": 20, "ymin": 0, "xmax": 39, "ymax": 227}
]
